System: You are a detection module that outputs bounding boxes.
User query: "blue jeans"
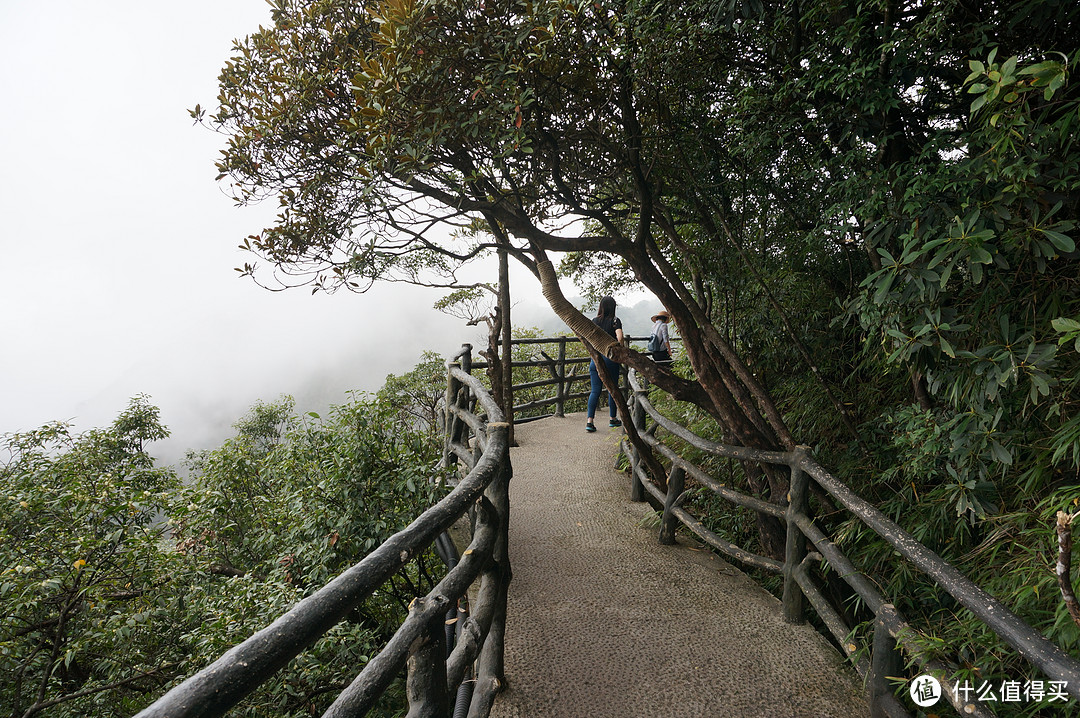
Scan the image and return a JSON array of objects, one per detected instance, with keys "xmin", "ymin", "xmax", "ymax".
[{"xmin": 587, "ymin": 357, "xmax": 620, "ymax": 420}]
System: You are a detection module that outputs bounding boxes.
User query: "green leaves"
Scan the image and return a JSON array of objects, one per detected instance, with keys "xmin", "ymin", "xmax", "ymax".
[
  {"xmin": 377, "ymin": 350, "xmax": 448, "ymax": 432},
  {"xmin": 965, "ymin": 50, "xmax": 1020, "ymax": 115},
  {"xmin": 1, "ymin": 399, "xmax": 183, "ymax": 716},
  {"xmin": 1041, "ymin": 228, "xmax": 1076, "ymax": 254},
  {"xmin": 2, "ymin": 386, "xmax": 450, "ymax": 716},
  {"xmin": 1052, "ymin": 317, "xmax": 1080, "ymax": 354},
  {"xmin": 1018, "ymin": 55, "xmax": 1071, "ymax": 101},
  {"xmin": 174, "ymin": 392, "xmax": 450, "ymax": 714}
]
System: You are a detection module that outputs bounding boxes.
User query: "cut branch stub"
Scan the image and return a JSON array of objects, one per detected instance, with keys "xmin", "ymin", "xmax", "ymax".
[{"xmin": 1055, "ymin": 510, "xmax": 1080, "ymax": 629}]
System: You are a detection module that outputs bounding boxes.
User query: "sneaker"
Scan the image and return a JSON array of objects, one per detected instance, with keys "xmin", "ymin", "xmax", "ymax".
[
  {"xmin": 609, "ymin": 419, "xmax": 622, "ymax": 427},
  {"xmin": 585, "ymin": 423, "xmax": 597, "ymax": 433}
]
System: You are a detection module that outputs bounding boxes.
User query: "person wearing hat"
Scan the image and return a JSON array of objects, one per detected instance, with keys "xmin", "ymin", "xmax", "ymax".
[{"xmin": 649, "ymin": 310, "xmax": 673, "ymax": 363}]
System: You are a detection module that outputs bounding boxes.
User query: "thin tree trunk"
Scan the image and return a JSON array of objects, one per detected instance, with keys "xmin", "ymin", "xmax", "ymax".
[
  {"xmin": 498, "ymin": 237, "xmax": 514, "ymax": 446},
  {"xmin": 717, "ymin": 220, "xmax": 863, "ymax": 447}
]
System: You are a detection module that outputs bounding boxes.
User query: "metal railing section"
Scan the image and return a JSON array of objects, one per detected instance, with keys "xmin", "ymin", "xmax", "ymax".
[
  {"xmin": 137, "ymin": 348, "xmax": 511, "ymax": 718},
  {"xmin": 623, "ymin": 369, "xmax": 1080, "ymax": 718}
]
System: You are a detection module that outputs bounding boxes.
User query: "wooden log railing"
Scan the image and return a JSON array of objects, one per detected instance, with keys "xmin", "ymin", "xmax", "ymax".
[
  {"xmin": 468, "ymin": 335, "xmax": 669, "ymax": 423},
  {"xmin": 136, "ymin": 347, "xmax": 511, "ymax": 718},
  {"xmin": 623, "ymin": 369, "xmax": 1080, "ymax": 718},
  {"xmin": 134, "ymin": 332, "xmax": 1069, "ymax": 718}
]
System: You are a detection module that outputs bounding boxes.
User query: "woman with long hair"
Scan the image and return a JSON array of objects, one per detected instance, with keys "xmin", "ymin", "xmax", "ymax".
[{"xmin": 586, "ymin": 296, "xmax": 624, "ymax": 432}]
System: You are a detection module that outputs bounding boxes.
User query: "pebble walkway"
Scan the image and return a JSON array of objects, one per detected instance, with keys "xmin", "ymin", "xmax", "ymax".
[{"xmin": 488, "ymin": 414, "xmax": 869, "ymax": 718}]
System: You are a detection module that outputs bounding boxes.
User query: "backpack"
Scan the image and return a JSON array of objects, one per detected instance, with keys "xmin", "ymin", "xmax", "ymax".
[{"xmin": 647, "ymin": 334, "xmax": 662, "ymax": 352}]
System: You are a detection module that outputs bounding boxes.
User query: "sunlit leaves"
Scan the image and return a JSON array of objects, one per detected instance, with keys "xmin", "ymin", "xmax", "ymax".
[
  {"xmin": 1052, "ymin": 317, "xmax": 1080, "ymax": 355},
  {"xmin": 967, "ymin": 51, "xmax": 1071, "ymax": 116}
]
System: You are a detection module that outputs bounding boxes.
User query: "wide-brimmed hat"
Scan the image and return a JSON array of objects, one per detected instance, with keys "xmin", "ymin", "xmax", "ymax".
[{"xmin": 651, "ymin": 310, "xmax": 671, "ymax": 322}]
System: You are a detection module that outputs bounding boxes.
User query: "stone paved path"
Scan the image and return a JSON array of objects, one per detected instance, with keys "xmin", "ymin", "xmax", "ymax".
[{"xmin": 489, "ymin": 414, "xmax": 869, "ymax": 718}]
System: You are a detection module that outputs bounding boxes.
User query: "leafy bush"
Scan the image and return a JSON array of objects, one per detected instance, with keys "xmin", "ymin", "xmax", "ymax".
[
  {"xmin": 2, "ymin": 387, "xmax": 451, "ymax": 717},
  {"xmin": 0, "ymin": 397, "xmax": 189, "ymax": 717}
]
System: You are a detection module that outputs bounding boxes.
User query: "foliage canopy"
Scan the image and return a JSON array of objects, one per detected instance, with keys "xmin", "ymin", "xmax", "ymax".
[
  {"xmin": 2, "ymin": 377, "xmax": 450, "ymax": 717},
  {"xmin": 194, "ymin": 0, "xmax": 1080, "ymax": 710}
]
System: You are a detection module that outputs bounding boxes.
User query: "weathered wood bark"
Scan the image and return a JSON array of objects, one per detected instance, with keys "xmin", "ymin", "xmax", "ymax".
[
  {"xmin": 1056, "ymin": 511, "xmax": 1080, "ymax": 629},
  {"xmin": 556, "ymin": 339, "xmax": 567, "ymax": 417},
  {"xmin": 405, "ymin": 599, "xmax": 449, "ymax": 718},
  {"xmin": 782, "ymin": 456, "xmax": 810, "ymax": 624},
  {"xmin": 497, "ymin": 232, "xmax": 515, "ymax": 446},
  {"xmin": 629, "ymin": 388, "xmax": 647, "ymax": 502},
  {"xmin": 534, "ymin": 256, "xmax": 667, "ymax": 486},
  {"xmin": 470, "ymin": 453, "xmax": 511, "ymax": 716},
  {"xmin": 659, "ymin": 466, "xmax": 685, "ymax": 545},
  {"xmin": 868, "ymin": 610, "xmax": 905, "ymax": 717}
]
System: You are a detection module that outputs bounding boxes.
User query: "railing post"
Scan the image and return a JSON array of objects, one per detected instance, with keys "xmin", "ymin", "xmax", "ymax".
[
  {"xmin": 868, "ymin": 606, "xmax": 904, "ymax": 717},
  {"xmin": 443, "ymin": 349, "xmax": 464, "ymax": 468},
  {"xmin": 556, "ymin": 337, "xmax": 567, "ymax": 418},
  {"xmin": 629, "ymin": 376, "xmax": 647, "ymax": 502},
  {"xmin": 460, "ymin": 343, "xmax": 472, "ymax": 375},
  {"xmin": 628, "ymin": 373, "xmax": 648, "ymax": 502},
  {"xmin": 470, "ymin": 431, "xmax": 512, "ymax": 716},
  {"xmin": 659, "ymin": 465, "xmax": 685, "ymax": 545},
  {"xmin": 783, "ymin": 448, "xmax": 810, "ymax": 624},
  {"xmin": 405, "ymin": 598, "xmax": 450, "ymax": 718},
  {"xmin": 624, "ymin": 364, "xmax": 631, "ymax": 395},
  {"xmin": 454, "ymin": 344, "xmax": 473, "ymax": 445}
]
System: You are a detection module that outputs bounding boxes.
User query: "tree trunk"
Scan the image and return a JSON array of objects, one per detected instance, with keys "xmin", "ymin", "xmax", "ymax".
[
  {"xmin": 498, "ymin": 238, "xmax": 515, "ymax": 446},
  {"xmin": 482, "ymin": 312, "xmax": 504, "ymax": 414},
  {"xmin": 534, "ymin": 257, "xmax": 667, "ymax": 485},
  {"xmin": 533, "ymin": 254, "xmax": 791, "ymax": 555}
]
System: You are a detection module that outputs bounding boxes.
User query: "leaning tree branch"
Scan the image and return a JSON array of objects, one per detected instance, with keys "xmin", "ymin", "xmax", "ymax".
[
  {"xmin": 533, "ymin": 251, "xmax": 668, "ymax": 485},
  {"xmin": 695, "ymin": 196, "xmax": 865, "ymax": 448},
  {"xmin": 406, "ymin": 177, "xmax": 623, "ymax": 254}
]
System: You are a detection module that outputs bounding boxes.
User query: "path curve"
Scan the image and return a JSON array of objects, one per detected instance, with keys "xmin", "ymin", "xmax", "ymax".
[{"xmin": 489, "ymin": 414, "xmax": 869, "ymax": 718}]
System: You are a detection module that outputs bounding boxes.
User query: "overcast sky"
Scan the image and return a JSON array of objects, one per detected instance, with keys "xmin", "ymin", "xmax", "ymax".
[
  {"xmin": 0, "ymin": 1, "xmax": 484, "ymax": 461},
  {"xmin": 0, "ymin": 1, "xmax": 656, "ymax": 465}
]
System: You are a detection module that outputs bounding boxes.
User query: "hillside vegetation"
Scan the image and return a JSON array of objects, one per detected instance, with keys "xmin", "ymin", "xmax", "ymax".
[{"xmin": 1, "ymin": 368, "xmax": 449, "ymax": 717}]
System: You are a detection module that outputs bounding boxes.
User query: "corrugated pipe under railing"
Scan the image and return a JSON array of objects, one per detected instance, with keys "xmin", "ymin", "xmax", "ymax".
[{"xmin": 434, "ymin": 531, "xmax": 475, "ymax": 718}]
